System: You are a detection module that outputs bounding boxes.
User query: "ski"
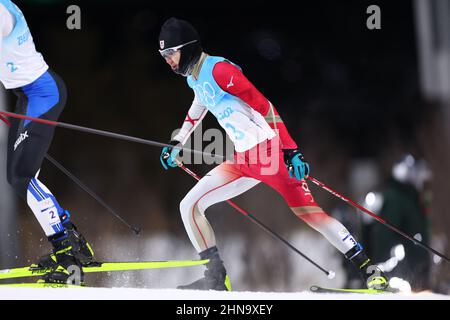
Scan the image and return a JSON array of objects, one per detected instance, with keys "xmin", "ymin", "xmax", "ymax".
[
  {"xmin": 0, "ymin": 282, "xmax": 84, "ymax": 289},
  {"xmin": 0, "ymin": 259, "xmax": 209, "ymax": 281},
  {"xmin": 310, "ymin": 285, "xmax": 395, "ymax": 294}
]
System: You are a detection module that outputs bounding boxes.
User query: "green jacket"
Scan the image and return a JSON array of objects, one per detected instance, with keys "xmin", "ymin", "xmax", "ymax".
[{"xmin": 372, "ymin": 178, "xmax": 430, "ymax": 267}]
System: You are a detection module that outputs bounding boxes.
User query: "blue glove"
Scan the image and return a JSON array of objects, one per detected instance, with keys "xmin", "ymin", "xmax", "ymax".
[
  {"xmin": 160, "ymin": 141, "xmax": 182, "ymax": 170},
  {"xmin": 283, "ymin": 149, "xmax": 310, "ymax": 180}
]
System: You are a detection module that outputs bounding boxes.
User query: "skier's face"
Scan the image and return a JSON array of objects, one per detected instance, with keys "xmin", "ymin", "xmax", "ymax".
[
  {"xmin": 163, "ymin": 50, "xmax": 181, "ymax": 72},
  {"xmin": 159, "ymin": 40, "xmax": 198, "ymax": 75}
]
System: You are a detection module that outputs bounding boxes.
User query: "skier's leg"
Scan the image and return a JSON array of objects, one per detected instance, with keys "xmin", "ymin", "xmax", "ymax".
[
  {"xmin": 260, "ymin": 173, "xmax": 361, "ymax": 254},
  {"xmin": 252, "ymin": 145, "xmax": 388, "ymax": 289},
  {"xmin": 6, "ymin": 70, "xmax": 93, "ymax": 283},
  {"xmin": 180, "ymin": 161, "xmax": 259, "ymax": 252},
  {"xmin": 7, "ymin": 71, "xmax": 66, "ymax": 231},
  {"xmin": 287, "ymin": 190, "xmax": 388, "ymax": 289},
  {"xmin": 178, "ymin": 161, "xmax": 259, "ymax": 290},
  {"xmin": 26, "ymin": 175, "xmax": 67, "ymax": 236},
  {"xmin": 288, "ymin": 184, "xmax": 359, "ymax": 255}
]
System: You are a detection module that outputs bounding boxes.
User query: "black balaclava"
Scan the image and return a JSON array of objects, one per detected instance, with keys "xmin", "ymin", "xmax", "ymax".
[{"xmin": 159, "ymin": 17, "xmax": 203, "ymax": 76}]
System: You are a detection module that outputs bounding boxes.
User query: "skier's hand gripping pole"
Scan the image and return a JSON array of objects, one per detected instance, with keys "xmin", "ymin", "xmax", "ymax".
[
  {"xmin": 174, "ymin": 159, "xmax": 335, "ymax": 279},
  {"xmin": 160, "ymin": 140, "xmax": 183, "ymax": 170}
]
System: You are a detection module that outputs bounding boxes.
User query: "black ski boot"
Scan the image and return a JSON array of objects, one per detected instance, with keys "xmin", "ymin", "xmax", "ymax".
[
  {"xmin": 177, "ymin": 246, "xmax": 231, "ymax": 291},
  {"xmin": 345, "ymin": 244, "xmax": 389, "ymax": 290},
  {"xmin": 38, "ymin": 212, "xmax": 94, "ymax": 285}
]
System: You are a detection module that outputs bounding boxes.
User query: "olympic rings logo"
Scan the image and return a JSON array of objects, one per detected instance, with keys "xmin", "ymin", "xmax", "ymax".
[{"xmin": 194, "ymin": 82, "xmax": 217, "ymax": 107}]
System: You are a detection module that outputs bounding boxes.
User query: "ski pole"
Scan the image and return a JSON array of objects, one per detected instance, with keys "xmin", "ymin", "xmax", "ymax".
[
  {"xmin": 0, "ymin": 113, "xmax": 141, "ymax": 235},
  {"xmin": 176, "ymin": 160, "xmax": 335, "ymax": 279},
  {"xmin": 44, "ymin": 155, "xmax": 141, "ymax": 235},
  {"xmin": 307, "ymin": 176, "xmax": 450, "ymax": 262},
  {"xmin": 0, "ymin": 111, "xmax": 224, "ymax": 160},
  {"xmin": 0, "ymin": 113, "xmax": 11, "ymax": 126}
]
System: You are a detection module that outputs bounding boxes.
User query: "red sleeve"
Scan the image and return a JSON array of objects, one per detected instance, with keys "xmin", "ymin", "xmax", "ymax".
[
  {"xmin": 213, "ymin": 61, "xmax": 270, "ymax": 116},
  {"xmin": 212, "ymin": 61, "xmax": 298, "ymax": 149},
  {"xmin": 268, "ymin": 105, "xmax": 298, "ymax": 150}
]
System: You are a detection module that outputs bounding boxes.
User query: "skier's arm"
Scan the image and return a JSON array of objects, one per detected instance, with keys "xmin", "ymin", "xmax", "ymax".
[
  {"xmin": 160, "ymin": 94, "xmax": 208, "ymax": 169},
  {"xmin": 213, "ymin": 61, "xmax": 309, "ymax": 180},
  {"xmin": 0, "ymin": 6, "xmax": 6, "ymax": 57},
  {"xmin": 172, "ymin": 93, "xmax": 208, "ymax": 145},
  {"xmin": 0, "ymin": 4, "xmax": 14, "ymax": 58},
  {"xmin": 212, "ymin": 61, "xmax": 298, "ymax": 149}
]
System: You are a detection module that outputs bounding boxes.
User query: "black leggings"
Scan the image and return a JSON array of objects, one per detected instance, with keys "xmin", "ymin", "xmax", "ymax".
[{"xmin": 6, "ymin": 70, "xmax": 67, "ymax": 199}]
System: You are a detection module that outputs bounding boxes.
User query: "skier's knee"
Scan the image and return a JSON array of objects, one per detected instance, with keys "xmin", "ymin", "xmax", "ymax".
[
  {"xmin": 180, "ymin": 195, "xmax": 206, "ymax": 224},
  {"xmin": 290, "ymin": 205, "xmax": 324, "ymax": 216},
  {"xmin": 180, "ymin": 196, "xmax": 192, "ymax": 220},
  {"xmin": 290, "ymin": 206, "xmax": 325, "ymax": 218}
]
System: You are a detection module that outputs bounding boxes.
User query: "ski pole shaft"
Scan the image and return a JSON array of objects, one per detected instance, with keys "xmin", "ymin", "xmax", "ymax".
[
  {"xmin": 307, "ymin": 176, "xmax": 450, "ymax": 262},
  {"xmin": 0, "ymin": 113, "xmax": 11, "ymax": 126},
  {"xmin": 0, "ymin": 111, "xmax": 223, "ymax": 160},
  {"xmin": 0, "ymin": 113, "xmax": 141, "ymax": 235},
  {"xmin": 177, "ymin": 161, "xmax": 335, "ymax": 278},
  {"xmin": 44, "ymin": 155, "xmax": 141, "ymax": 235}
]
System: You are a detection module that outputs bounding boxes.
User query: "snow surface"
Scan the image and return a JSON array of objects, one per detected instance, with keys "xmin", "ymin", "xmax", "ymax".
[
  {"xmin": 91, "ymin": 231, "xmax": 348, "ymax": 292},
  {"xmin": 0, "ymin": 287, "xmax": 448, "ymax": 300},
  {"xmin": 2, "ymin": 232, "xmax": 448, "ymax": 301}
]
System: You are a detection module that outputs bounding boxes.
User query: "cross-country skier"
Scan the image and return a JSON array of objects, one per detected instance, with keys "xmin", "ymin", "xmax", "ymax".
[
  {"xmin": 0, "ymin": 0, "xmax": 93, "ymax": 283},
  {"xmin": 158, "ymin": 17, "xmax": 389, "ymax": 291}
]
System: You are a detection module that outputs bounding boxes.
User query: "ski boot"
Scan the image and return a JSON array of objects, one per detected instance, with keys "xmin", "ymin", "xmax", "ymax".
[
  {"xmin": 37, "ymin": 211, "xmax": 94, "ymax": 285},
  {"xmin": 177, "ymin": 246, "xmax": 232, "ymax": 291},
  {"xmin": 345, "ymin": 244, "xmax": 389, "ymax": 291}
]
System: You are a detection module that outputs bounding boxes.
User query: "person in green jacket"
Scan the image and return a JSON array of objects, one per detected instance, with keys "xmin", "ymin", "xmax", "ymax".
[{"xmin": 371, "ymin": 154, "xmax": 432, "ymax": 290}]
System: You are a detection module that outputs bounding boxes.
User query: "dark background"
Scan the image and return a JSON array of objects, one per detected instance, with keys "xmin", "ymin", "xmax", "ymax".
[{"xmin": 2, "ymin": 0, "xmax": 448, "ymax": 291}]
